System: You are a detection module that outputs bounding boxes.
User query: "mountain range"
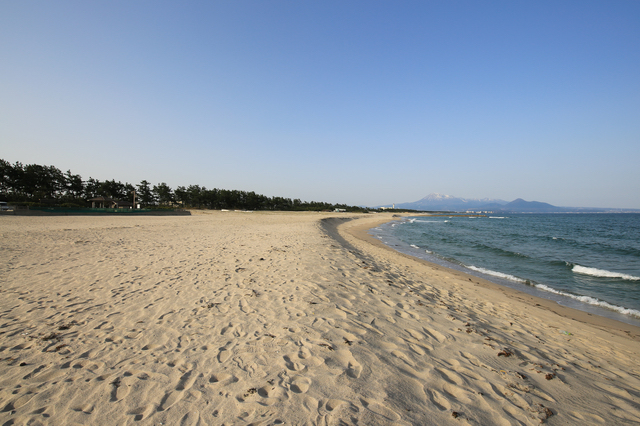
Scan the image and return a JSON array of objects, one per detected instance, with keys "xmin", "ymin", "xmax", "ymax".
[{"xmin": 384, "ymin": 193, "xmax": 639, "ymax": 213}]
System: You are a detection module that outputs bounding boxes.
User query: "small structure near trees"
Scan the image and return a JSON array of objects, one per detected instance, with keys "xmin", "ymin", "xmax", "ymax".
[{"xmin": 88, "ymin": 196, "xmax": 133, "ymax": 209}]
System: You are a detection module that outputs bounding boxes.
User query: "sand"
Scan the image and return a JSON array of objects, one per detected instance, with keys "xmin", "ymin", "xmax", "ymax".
[{"xmin": 1, "ymin": 211, "xmax": 639, "ymax": 425}]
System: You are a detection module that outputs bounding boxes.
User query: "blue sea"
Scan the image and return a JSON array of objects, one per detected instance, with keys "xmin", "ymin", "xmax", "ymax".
[{"xmin": 369, "ymin": 213, "xmax": 640, "ymax": 327}]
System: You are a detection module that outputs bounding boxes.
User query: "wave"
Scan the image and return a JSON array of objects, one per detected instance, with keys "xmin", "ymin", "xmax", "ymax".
[
  {"xmin": 466, "ymin": 265, "xmax": 528, "ymax": 284},
  {"xmin": 410, "ymin": 244, "xmax": 420, "ymax": 249},
  {"xmin": 572, "ymin": 265, "xmax": 640, "ymax": 281},
  {"xmin": 489, "ymin": 217, "xmax": 506, "ymax": 219},
  {"xmin": 534, "ymin": 284, "xmax": 640, "ymax": 318},
  {"xmin": 450, "ymin": 260, "xmax": 640, "ymax": 319}
]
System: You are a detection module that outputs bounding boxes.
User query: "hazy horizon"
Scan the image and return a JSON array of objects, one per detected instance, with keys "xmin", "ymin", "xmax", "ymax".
[
  {"xmin": 381, "ymin": 192, "xmax": 640, "ymax": 211},
  {"xmin": 2, "ymin": 1, "xmax": 639, "ymax": 209}
]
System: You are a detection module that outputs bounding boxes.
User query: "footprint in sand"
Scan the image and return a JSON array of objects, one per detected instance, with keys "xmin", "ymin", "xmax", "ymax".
[
  {"xmin": 298, "ymin": 346, "xmax": 312, "ymax": 359},
  {"xmin": 72, "ymin": 403, "xmax": 95, "ymax": 414},
  {"xmin": 396, "ymin": 309, "xmax": 411, "ymax": 319},
  {"xmin": 209, "ymin": 372, "xmax": 238, "ymax": 385},
  {"xmin": 218, "ymin": 348, "xmax": 232, "ymax": 363},
  {"xmin": 176, "ymin": 370, "xmax": 197, "ymax": 391},
  {"xmin": 434, "ymin": 367, "xmax": 465, "ymax": 386},
  {"xmin": 158, "ymin": 390, "xmax": 184, "ymax": 411},
  {"xmin": 405, "ymin": 328, "xmax": 424, "ymax": 340},
  {"xmin": 427, "ymin": 389, "xmax": 452, "ymax": 411},
  {"xmin": 179, "ymin": 410, "xmax": 201, "ymax": 426},
  {"xmin": 78, "ymin": 348, "xmax": 99, "ymax": 359},
  {"xmin": 391, "ymin": 350, "xmax": 414, "ymax": 366},
  {"xmin": 323, "ymin": 348, "xmax": 363, "ymax": 379},
  {"xmin": 22, "ymin": 364, "xmax": 47, "ymax": 380},
  {"xmin": 459, "ymin": 351, "xmax": 480, "ymax": 367},
  {"xmin": 9, "ymin": 392, "xmax": 37, "ymax": 410},
  {"xmin": 302, "ymin": 394, "xmax": 320, "ymax": 414},
  {"xmin": 409, "ymin": 343, "xmax": 431, "ymax": 355},
  {"xmin": 347, "ymin": 360, "xmax": 363, "ymax": 378},
  {"xmin": 442, "ymin": 382, "xmax": 473, "ymax": 404},
  {"xmin": 220, "ymin": 322, "xmax": 242, "ymax": 336},
  {"xmin": 127, "ymin": 404, "xmax": 154, "ymax": 421},
  {"xmin": 159, "ymin": 371, "xmax": 201, "ymax": 411},
  {"xmin": 110, "ymin": 377, "xmax": 129, "ymax": 402},
  {"xmin": 141, "ymin": 343, "xmax": 161, "ymax": 351},
  {"xmin": 422, "ymin": 327, "xmax": 447, "ymax": 343},
  {"xmin": 360, "ymin": 398, "xmax": 401, "ymax": 421},
  {"xmin": 325, "ymin": 399, "xmax": 346, "ymax": 411},
  {"xmin": 257, "ymin": 382, "xmax": 289, "ymax": 407},
  {"xmin": 283, "ymin": 354, "xmax": 306, "ymax": 372},
  {"xmin": 239, "ymin": 298, "xmax": 253, "ymax": 313},
  {"xmin": 290, "ymin": 376, "xmax": 311, "ymax": 393}
]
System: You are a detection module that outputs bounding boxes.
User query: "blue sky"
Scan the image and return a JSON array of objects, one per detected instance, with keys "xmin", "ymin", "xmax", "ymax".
[{"xmin": 2, "ymin": 1, "xmax": 639, "ymax": 208}]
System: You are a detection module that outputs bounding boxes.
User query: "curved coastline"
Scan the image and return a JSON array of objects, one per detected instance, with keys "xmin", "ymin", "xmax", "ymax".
[
  {"xmin": 2, "ymin": 211, "xmax": 640, "ymax": 425},
  {"xmin": 332, "ymin": 213, "xmax": 640, "ymax": 341},
  {"xmin": 367, "ymin": 215, "xmax": 640, "ymax": 327}
]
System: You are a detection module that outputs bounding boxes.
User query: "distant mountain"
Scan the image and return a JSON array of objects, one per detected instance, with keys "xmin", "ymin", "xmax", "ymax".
[
  {"xmin": 392, "ymin": 193, "xmax": 508, "ymax": 211},
  {"xmin": 384, "ymin": 193, "xmax": 640, "ymax": 213},
  {"xmin": 502, "ymin": 198, "xmax": 559, "ymax": 213}
]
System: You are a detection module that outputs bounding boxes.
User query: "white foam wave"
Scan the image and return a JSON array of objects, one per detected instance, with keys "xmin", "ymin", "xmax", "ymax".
[
  {"xmin": 410, "ymin": 244, "xmax": 420, "ymax": 249},
  {"xmin": 534, "ymin": 284, "xmax": 640, "ymax": 318},
  {"xmin": 467, "ymin": 266, "xmax": 528, "ymax": 284},
  {"xmin": 489, "ymin": 216, "xmax": 506, "ymax": 219},
  {"xmin": 572, "ymin": 265, "xmax": 640, "ymax": 281}
]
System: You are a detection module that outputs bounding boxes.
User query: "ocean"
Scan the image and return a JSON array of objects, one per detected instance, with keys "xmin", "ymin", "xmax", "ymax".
[{"xmin": 369, "ymin": 213, "xmax": 640, "ymax": 327}]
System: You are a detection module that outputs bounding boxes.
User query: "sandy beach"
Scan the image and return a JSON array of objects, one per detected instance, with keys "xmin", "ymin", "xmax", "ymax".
[{"xmin": 1, "ymin": 211, "xmax": 639, "ymax": 425}]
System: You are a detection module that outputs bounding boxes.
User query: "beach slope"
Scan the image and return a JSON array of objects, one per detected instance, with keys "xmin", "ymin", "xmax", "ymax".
[{"xmin": 1, "ymin": 212, "xmax": 639, "ymax": 425}]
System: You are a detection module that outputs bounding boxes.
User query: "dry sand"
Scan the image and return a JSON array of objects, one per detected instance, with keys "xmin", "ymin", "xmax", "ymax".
[{"xmin": 1, "ymin": 211, "xmax": 639, "ymax": 425}]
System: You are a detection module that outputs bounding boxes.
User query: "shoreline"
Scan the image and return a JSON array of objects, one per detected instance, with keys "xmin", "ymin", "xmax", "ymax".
[
  {"xmin": 340, "ymin": 213, "xmax": 640, "ymax": 341},
  {"xmin": 2, "ymin": 212, "xmax": 640, "ymax": 425}
]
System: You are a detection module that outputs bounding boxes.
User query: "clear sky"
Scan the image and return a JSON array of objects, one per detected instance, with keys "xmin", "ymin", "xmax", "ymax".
[{"xmin": 2, "ymin": 1, "xmax": 639, "ymax": 208}]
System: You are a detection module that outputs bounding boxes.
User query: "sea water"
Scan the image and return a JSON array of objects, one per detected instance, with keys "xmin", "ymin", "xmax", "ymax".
[{"xmin": 369, "ymin": 213, "xmax": 640, "ymax": 327}]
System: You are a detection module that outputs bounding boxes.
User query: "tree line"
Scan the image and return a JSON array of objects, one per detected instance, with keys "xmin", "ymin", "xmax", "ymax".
[{"xmin": 0, "ymin": 159, "xmax": 369, "ymax": 212}]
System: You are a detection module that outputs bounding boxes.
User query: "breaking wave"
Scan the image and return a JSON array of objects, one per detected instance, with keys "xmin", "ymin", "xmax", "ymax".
[
  {"xmin": 572, "ymin": 265, "xmax": 640, "ymax": 281},
  {"xmin": 534, "ymin": 284, "xmax": 640, "ymax": 318},
  {"xmin": 466, "ymin": 265, "xmax": 528, "ymax": 284}
]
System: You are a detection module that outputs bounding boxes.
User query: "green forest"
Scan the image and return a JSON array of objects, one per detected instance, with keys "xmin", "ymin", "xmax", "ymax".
[{"xmin": 0, "ymin": 159, "xmax": 370, "ymax": 212}]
